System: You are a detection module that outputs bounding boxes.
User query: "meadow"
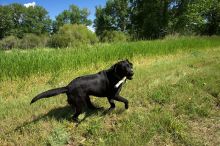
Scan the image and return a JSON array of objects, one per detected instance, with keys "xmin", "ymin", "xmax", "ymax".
[{"xmin": 0, "ymin": 36, "xmax": 220, "ymax": 145}]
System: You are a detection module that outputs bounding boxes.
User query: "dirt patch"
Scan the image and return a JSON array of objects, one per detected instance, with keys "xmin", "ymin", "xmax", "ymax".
[{"xmin": 188, "ymin": 118, "xmax": 220, "ymax": 146}]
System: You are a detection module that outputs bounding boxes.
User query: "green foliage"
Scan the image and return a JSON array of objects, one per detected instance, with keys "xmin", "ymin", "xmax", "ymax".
[
  {"xmin": 95, "ymin": 0, "xmax": 169, "ymax": 39},
  {"xmin": 94, "ymin": 6, "xmax": 113, "ymax": 36},
  {"xmin": 48, "ymin": 24, "xmax": 98, "ymax": 48},
  {"xmin": 169, "ymin": 0, "xmax": 220, "ymax": 35},
  {"xmin": 0, "ymin": 36, "xmax": 20, "ymax": 50},
  {"xmin": 48, "ymin": 34, "xmax": 70, "ymax": 48},
  {"xmin": 54, "ymin": 4, "xmax": 92, "ymax": 32},
  {"xmin": 1, "ymin": 1, "xmax": 219, "ymax": 45},
  {"xmin": 130, "ymin": 0, "xmax": 169, "ymax": 39},
  {"xmin": 0, "ymin": 34, "xmax": 49, "ymax": 50},
  {"xmin": 96, "ymin": 0, "xmax": 220, "ymax": 39},
  {"xmin": 0, "ymin": 5, "xmax": 13, "ymax": 39},
  {"xmin": 203, "ymin": 0, "xmax": 220, "ymax": 35},
  {"xmin": 19, "ymin": 34, "xmax": 48, "ymax": 49},
  {"xmin": 94, "ymin": 0, "xmax": 129, "ymax": 36},
  {"xmin": 100, "ymin": 30, "xmax": 128, "ymax": 42},
  {"xmin": 0, "ymin": 36, "xmax": 220, "ymax": 80},
  {"xmin": 23, "ymin": 5, "xmax": 52, "ymax": 35},
  {"xmin": 0, "ymin": 3, "xmax": 51, "ymax": 39}
]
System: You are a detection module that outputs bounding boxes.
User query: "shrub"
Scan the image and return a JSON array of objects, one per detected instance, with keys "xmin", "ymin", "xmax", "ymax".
[
  {"xmin": 0, "ymin": 35, "xmax": 20, "ymax": 50},
  {"xmin": 99, "ymin": 30, "xmax": 128, "ymax": 43},
  {"xmin": 47, "ymin": 34, "xmax": 70, "ymax": 48},
  {"xmin": 39, "ymin": 34, "xmax": 50, "ymax": 47},
  {"xmin": 48, "ymin": 24, "xmax": 98, "ymax": 48},
  {"xmin": 19, "ymin": 33, "xmax": 44, "ymax": 49}
]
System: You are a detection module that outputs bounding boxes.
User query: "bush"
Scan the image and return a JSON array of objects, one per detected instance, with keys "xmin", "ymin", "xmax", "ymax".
[
  {"xmin": 99, "ymin": 30, "xmax": 129, "ymax": 43},
  {"xmin": 0, "ymin": 36, "xmax": 20, "ymax": 50},
  {"xmin": 0, "ymin": 34, "xmax": 49, "ymax": 50},
  {"xmin": 48, "ymin": 24, "xmax": 98, "ymax": 48},
  {"xmin": 19, "ymin": 33, "xmax": 46, "ymax": 49},
  {"xmin": 47, "ymin": 34, "xmax": 70, "ymax": 48}
]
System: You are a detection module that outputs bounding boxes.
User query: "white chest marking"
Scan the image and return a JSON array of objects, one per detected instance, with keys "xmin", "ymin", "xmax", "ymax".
[{"xmin": 114, "ymin": 77, "xmax": 127, "ymax": 88}]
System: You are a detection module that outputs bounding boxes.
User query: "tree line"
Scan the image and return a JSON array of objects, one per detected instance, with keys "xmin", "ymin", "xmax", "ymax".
[
  {"xmin": 0, "ymin": 0, "xmax": 220, "ymax": 49},
  {"xmin": 95, "ymin": 0, "xmax": 220, "ymax": 39},
  {"xmin": 0, "ymin": 3, "xmax": 92, "ymax": 39}
]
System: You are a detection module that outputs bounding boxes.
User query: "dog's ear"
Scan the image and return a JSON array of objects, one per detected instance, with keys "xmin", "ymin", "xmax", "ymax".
[
  {"xmin": 110, "ymin": 62, "xmax": 118, "ymax": 72},
  {"xmin": 125, "ymin": 59, "xmax": 132, "ymax": 65}
]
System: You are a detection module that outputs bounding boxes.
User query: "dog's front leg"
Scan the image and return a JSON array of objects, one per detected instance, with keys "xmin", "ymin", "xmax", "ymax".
[{"xmin": 114, "ymin": 95, "xmax": 129, "ymax": 109}]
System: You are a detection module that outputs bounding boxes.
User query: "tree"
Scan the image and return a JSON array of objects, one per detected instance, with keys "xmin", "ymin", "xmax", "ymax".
[
  {"xmin": 0, "ymin": 5, "xmax": 13, "ymax": 39},
  {"xmin": 130, "ymin": 0, "xmax": 169, "ymax": 39},
  {"xmin": 203, "ymin": 0, "xmax": 220, "ymax": 35},
  {"xmin": 168, "ymin": 0, "xmax": 190, "ymax": 34},
  {"xmin": 0, "ymin": 3, "xmax": 51, "ymax": 38},
  {"xmin": 54, "ymin": 5, "xmax": 92, "ymax": 31},
  {"xmin": 69, "ymin": 5, "xmax": 92, "ymax": 25},
  {"xmin": 94, "ymin": 0, "xmax": 129, "ymax": 36},
  {"xmin": 95, "ymin": 0, "xmax": 169, "ymax": 39},
  {"xmin": 168, "ymin": 0, "xmax": 220, "ymax": 35},
  {"xmin": 23, "ymin": 5, "xmax": 52, "ymax": 35},
  {"xmin": 94, "ymin": 6, "xmax": 113, "ymax": 36}
]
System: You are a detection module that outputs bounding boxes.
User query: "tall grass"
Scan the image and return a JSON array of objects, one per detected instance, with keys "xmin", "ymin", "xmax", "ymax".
[{"xmin": 0, "ymin": 36, "xmax": 220, "ymax": 80}]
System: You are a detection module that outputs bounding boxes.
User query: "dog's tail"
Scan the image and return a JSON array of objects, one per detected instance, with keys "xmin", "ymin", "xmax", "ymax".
[{"xmin": 30, "ymin": 87, "xmax": 67, "ymax": 104}]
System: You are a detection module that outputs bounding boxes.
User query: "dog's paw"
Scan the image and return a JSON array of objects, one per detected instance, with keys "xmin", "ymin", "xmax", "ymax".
[
  {"xmin": 108, "ymin": 107, "xmax": 115, "ymax": 112},
  {"xmin": 96, "ymin": 107, "xmax": 104, "ymax": 110},
  {"xmin": 89, "ymin": 106, "xmax": 104, "ymax": 111},
  {"xmin": 72, "ymin": 117, "xmax": 79, "ymax": 123}
]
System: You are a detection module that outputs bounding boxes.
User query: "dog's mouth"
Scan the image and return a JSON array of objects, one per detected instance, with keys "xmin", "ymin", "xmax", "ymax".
[
  {"xmin": 126, "ymin": 73, "xmax": 134, "ymax": 80},
  {"xmin": 127, "ymin": 75, "xmax": 133, "ymax": 80}
]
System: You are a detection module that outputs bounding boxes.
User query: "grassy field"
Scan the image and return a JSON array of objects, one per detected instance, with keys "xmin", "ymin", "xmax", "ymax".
[
  {"xmin": 1, "ymin": 36, "xmax": 220, "ymax": 80},
  {"xmin": 0, "ymin": 37, "xmax": 220, "ymax": 146}
]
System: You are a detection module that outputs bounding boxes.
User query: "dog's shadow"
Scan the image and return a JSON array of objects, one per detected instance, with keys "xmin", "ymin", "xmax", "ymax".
[
  {"xmin": 43, "ymin": 105, "xmax": 105, "ymax": 122},
  {"xmin": 30, "ymin": 105, "xmax": 104, "ymax": 124},
  {"xmin": 13, "ymin": 106, "xmax": 72, "ymax": 133},
  {"xmin": 33, "ymin": 105, "xmax": 126, "ymax": 122},
  {"xmin": 13, "ymin": 105, "xmax": 128, "ymax": 135},
  {"xmin": 43, "ymin": 105, "xmax": 73, "ymax": 121},
  {"xmin": 14, "ymin": 105, "xmax": 126, "ymax": 132}
]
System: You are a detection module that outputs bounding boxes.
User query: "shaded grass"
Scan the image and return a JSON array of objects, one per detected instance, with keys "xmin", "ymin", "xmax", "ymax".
[{"xmin": 1, "ymin": 36, "xmax": 220, "ymax": 80}]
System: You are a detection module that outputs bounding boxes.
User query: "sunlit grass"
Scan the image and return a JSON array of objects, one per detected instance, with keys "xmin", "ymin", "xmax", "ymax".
[
  {"xmin": 1, "ymin": 36, "xmax": 220, "ymax": 80},
  {"xmin": 0, "ymin": 37, "xmax": 220, "ymax": 145}
]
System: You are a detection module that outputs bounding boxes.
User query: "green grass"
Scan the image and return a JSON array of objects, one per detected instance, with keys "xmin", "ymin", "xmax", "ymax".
[
  {"xmin": 1, "ymin": 36, "xmax": 220, "ymax": 80},
  {"xmin": 0, "ymin": 37, "xmax": 220, "ymax": 146}
]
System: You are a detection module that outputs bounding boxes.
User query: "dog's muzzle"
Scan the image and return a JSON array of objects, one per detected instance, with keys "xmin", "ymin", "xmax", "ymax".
[{"xmin": 127, "ymin": 71, "xmax": 134, "ymax": 80}]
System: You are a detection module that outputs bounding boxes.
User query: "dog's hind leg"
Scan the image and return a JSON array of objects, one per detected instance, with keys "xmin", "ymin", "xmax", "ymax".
[
  {"xmin": 67, "ymin": 94, "xmax": 75, "ymax": 107},
  {"xmin": 67, "ymin": 93, "xmax": 84, "ymax": 122},
  {"xmin": 107, "ymin": 97, "xmax": 116, "ymax": 110},
  {"xmin": 86, "ymin": 96, "xmax": 97, "ymax": 110},
  {"xmin": 72, "ymin": 96, "xmax": 85, "ymax": 122}
]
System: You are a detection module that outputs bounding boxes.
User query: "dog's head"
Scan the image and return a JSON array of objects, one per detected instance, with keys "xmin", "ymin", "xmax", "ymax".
[{"xmin": 112, "ymin": 59, "xmax": 134, "ymax": 80}]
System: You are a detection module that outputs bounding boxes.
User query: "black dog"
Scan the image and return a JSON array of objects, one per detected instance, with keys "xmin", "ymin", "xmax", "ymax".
[{"xmin": 31, "ymin": 59, "xmax": 134, "ymax": 121}]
